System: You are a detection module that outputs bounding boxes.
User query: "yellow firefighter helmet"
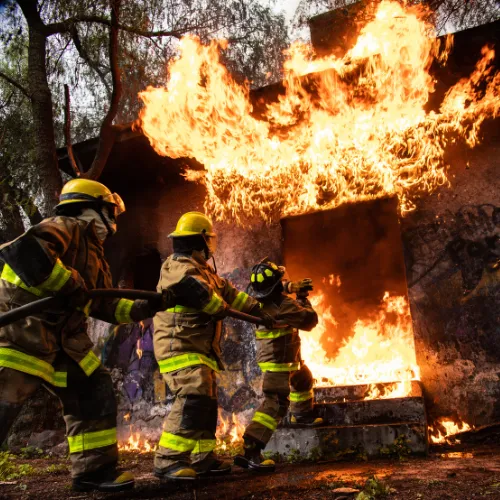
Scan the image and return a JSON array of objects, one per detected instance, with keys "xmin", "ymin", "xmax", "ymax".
[
  {"xmin": 56, "ymin": 179, "xmax": 126, "ymax": 215},
  {"xmin": 169, "ymin": 212, "xmax": 215, "ymax": 238}
]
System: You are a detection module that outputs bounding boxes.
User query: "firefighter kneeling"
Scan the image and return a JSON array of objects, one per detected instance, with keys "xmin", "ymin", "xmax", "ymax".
[
  {"xmin": 0, "ymin": 180, "xmax": 166, "ymax": 492},
  {"xmin": 235, "ymin": 259, "xmax": 323, "ymax": 473}
]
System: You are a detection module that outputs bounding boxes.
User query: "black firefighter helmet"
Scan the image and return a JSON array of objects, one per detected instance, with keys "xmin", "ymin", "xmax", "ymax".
[{"xmin": 249, "ymin": 258, "xmax": 284, "ymax": 299}]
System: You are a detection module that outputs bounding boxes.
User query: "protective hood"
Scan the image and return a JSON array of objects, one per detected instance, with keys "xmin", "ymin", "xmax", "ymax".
[{"xmin": 77, "ymin": 208, "xmax": 116, "ymax": 241}]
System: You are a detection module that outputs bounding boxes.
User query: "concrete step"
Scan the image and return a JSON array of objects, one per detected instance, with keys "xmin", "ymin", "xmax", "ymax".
[
  {"xmin": 265, "ymin": 422, "xmax": 428, "ymax": 461},
  {"xmin": 312, "ymin": 396, "xmax": 427, "ymax": 426},
  {"xmin": 313, "ymin": 380, "xmax": 422, "ymax": 403}
]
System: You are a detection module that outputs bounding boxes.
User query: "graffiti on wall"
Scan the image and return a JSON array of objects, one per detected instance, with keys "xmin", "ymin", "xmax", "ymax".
[
  {"xmin": 403, "ymin": 204, "xmax": 500, "ymax": 361},
  {"xmin": 405, "ymin": 204, "xmax": 500, "ymax": 295}
]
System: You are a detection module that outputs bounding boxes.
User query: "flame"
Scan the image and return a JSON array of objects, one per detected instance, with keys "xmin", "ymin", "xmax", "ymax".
[
  {"xmin": 302, "ymin": 290, "xmax": 419, "ymax": 397},
  {"xmin": 215, "ymin": 411, "xmax": 245, "ymax": 455},
  {"xmin": 119, "ymin": 425, "xmax": 157, "ymax": 453},
  {"xmin": 137, "ymin": 1, "xmax": 499, "ymax": 225},
  {"xmin": 429, "ymin": 418, "xmax": 473, "ymax": 444}
]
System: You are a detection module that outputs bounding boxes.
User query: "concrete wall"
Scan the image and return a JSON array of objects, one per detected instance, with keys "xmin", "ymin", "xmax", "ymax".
[{"xmin": 401, "ymin": 121, "xmax": 500, "ymax": 426}]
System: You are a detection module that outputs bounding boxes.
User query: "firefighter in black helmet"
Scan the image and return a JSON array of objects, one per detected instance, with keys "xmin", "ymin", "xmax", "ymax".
[{"xmin": 234, "ymin": 259, "xmax": 323, "ymax": 473}]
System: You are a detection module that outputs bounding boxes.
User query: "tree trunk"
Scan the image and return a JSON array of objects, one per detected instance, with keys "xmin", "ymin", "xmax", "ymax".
[
  {"xmin": 0, "ymin": 182, "xmax": 25, "ymax": 243},
  {"xmin": 17, "ymin": 0, "xmax": 62, "ymax": 217}
]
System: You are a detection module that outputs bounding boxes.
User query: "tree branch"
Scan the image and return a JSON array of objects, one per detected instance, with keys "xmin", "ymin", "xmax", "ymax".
[
  {"xmin": 70, "ymin": 24, "xmax": 112, "ymax": 98},
  {"xmin": 64, "ymin": 84, "xmax": 81, "ymax": 177},
  {"xmin": 0, "ymin": 71, "xmax": 30, "ymax": 99},
  {"xmin": 82, "ymin": 0, "xmax": 122, "ymax": 180},
  {"xmin": 46, "ymin": 15, "xmax": 186, "ymax": 39}
]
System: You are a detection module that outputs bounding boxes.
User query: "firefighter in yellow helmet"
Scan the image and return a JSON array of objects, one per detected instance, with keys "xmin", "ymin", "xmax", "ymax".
[
  {"xmin": 234, "ymin": 259, "xmax": 323, "ymax": 473},
  {"xmin": 0, "ymin": 179, "xmax": 166, "ymax": 492},
  {"xmin": 153, "ymin": 212, "xmax": 274, "ymax": 481}
]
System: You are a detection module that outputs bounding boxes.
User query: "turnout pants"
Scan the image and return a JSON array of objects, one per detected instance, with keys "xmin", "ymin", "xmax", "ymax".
[
  {"xmin": 155, "ymin": 364, "xmax": 218, "ymax": 471},
  {"xmin": 245, "ymin": 363, "xmax": 315, "ymax": 446},
  {"xmin": 0, "ymin": 359, "xmax": 118, "ymax": 478}
]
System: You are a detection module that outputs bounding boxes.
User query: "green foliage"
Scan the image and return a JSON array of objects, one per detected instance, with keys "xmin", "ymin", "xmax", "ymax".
[
  {"xmin": 356, "ymin": 475, "xmax": 393, "ymax": 499},
  {"xmin": 0, "ymin": 452, "xmax": 35, "ymax": 481},
  {"xmin": 262, "ymin": 451, "xmax": 281, "ymax": 463},
  {"xmin": 378, "ymin": 435, "xmax": 411, "ymax": 460},
  {"xmin": 286, "ymin": 448, "xmax": 303, "ymax": 463},
  {"xmin": 308, "ymin": 446, "xmax": 323, "ymax": 462},
  {"xmin": 18, "ymin": 447, "xmax": 46, "ymax": 459},
  {"xmin": 333, "ymin": 443, "xmax": 368, "ymax": 462},
  {"xmin": 43, "ymin": 463, "xmax": 69, "ymax": 474}
]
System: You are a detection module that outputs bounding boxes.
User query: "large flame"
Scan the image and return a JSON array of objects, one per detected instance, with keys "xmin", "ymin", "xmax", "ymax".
[
  {"xmin": 303, "ymin": 290, "xmax": 419, "ymax": 396},
  {"xmin": 138, "ymin": 1, "xmax": 499, "ymax": 224}
]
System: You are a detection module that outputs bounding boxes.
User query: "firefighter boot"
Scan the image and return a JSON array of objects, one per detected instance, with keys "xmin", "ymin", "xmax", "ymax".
[
  {"xmin": 72, "ymin": 467, "xmax": 135, "ymax": 492},
  {"xmin": 234, "ymin": 438, "xmax": 276, "ymax": 473},
  {"xmin": 290, "ymin": 412, "xmax": 324, "ymax": 427},
  {"xmin": 154, "ymin": 462, "xmax": 197, "ymax": 482},
  {"xmin": 192, "ymin": 456, "xmax": 232, "ymax": 477}
]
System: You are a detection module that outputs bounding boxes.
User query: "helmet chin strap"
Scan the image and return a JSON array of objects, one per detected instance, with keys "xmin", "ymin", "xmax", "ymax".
[
  {"xmin": 95, "ymin": 202, "xmax": 116, "ymax": 239},
  {"xmin": 201, "ymin": 229, "xmax": 217, "ymax": 272}
]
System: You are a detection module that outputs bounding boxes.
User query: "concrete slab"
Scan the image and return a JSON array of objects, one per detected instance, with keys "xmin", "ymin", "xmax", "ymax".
[
  {"xmin": 313, "ymin": 396, "xmax": 427, "ymax": 426},
  {"xmin": 314, "ymin": 381, "xmax": 423, "ymax": 403},
  {"xmin": 265, "ymin": 422, "xmax": 428, "ymax": 461}
]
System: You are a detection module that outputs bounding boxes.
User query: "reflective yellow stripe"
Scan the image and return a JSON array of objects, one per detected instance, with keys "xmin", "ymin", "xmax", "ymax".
[
  {"xmin": 257, "ymin": 273, "xmax": 265, "ymax": 283},
  {"xmin": 289, "ymin": 390, "xmax": 314, "ymax": 403},
  {"xmin": 230, "ymin": 292, "xmax": 249, "ymax": 312},
  {"xmin": 258, "ymin": 362, "xmax": 300, "ymax": 372},
  {"xmin": 38, "ymin": 259, "xmax": 71, "ymax": 292},
  {"xmin": 67, "ymin": 428, "xmax": 117, "ymax": 454},
  {"xmin": 158, "ymin": 353, "xmax": 220, "ymax": 373},
  {"xmin": 79, "ymin": 350, "xmax": 101, "ymax": 376},
  {"xmin": 1, "ymin": 260, "xmax": 71, "ymax": 296},
  {"xmin": 53, "ymin": 371, "xmax": 68, "ymax": 387},
  {"xmin": 115, "ymin": 298, "xmax": 134, "ymax": 323},
  {"xmin": 192, "ymin": 439, "xmax": 216, "ymax": 454},
  {"xmin": 252, "ymin": 411, "xmax": 278, "ymax": 431},
  {"xmin": 1, "ymin": 264, "xmax": 45, "ymax": 297},
  {"xmin": 0, "ymin": 347, "xmax": 67, "ymax": 387},
  {"xmin": 159, "ymin": 432, "xmax": 195, "ymax": 452},
  {"xmin": 166, "ymin": 305, "xmax": 199, "ymax": 313},
  {"xmin": 264, "ymin": 269, "xmax": 273, "ymax": 277},
  {"xmin": 256, "ymin": 328, "xmax": 294, "ymax": 339},
  {"xmin": 158, "ymin": 432, "xmax": 216, "ymax": 453},
  {"xmin": 202, "ymin": 292, "xmax": 223, "ymax": 315}
]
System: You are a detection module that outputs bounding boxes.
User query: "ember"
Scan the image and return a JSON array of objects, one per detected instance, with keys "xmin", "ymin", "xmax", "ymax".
[{"xmin": 138, "ymin": 0, "xmax": 499, "ymax": 225}]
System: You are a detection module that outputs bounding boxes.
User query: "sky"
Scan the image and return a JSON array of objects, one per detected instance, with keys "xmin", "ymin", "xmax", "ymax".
[{"xmin": 275, "ymin": 0, "xmax": 302, "ymax": 23}]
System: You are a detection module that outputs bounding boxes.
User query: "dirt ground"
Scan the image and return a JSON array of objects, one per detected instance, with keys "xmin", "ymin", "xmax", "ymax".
[{"xmin": 2, "ymin": 444, "xmax": 500, "ymax": 500}]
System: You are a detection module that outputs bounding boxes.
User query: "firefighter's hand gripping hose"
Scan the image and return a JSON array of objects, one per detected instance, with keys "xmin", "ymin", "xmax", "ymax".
[{"xmin": 0, "ymin": 288, "xmax": 282, "ymax": 329}]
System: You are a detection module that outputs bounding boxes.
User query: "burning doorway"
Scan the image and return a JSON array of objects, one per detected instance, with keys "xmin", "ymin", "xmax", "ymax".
[
  {"xmin": 265, "ymin": 198, "xmax": 427, "ymax": 459},
  {"xmin": 282, "ymin": 196, "xmax": 419, "ymax": 395}
]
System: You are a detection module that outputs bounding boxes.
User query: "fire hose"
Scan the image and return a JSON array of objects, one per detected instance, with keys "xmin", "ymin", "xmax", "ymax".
[{"xmin": 0, "ymin": 288, "xmax": 277, "ymax": 329}]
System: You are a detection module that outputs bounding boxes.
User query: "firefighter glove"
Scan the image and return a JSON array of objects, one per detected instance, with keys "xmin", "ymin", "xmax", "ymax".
[
  {"xmin": 285, "ymin": 278, "xmax": 313, "ymax": 294},
  {"xmin": 257, "ymin": 310, "xmax": 275, "ymax": 329}
]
